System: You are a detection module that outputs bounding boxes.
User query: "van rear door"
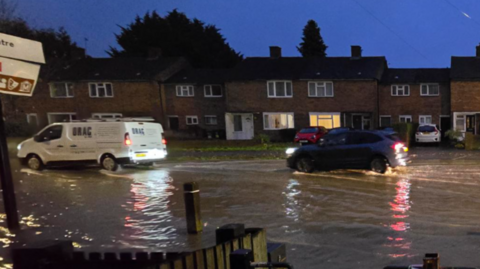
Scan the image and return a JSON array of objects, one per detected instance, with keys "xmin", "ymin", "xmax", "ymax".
[{"xmin": 125, "ymin": 122, "xmax": 165, "ymax": 161}]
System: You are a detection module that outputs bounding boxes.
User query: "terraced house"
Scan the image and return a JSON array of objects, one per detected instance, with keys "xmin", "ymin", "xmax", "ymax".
[{"xmin": 224, "ymin": 46, "xmax": 387, "ymax": 140}]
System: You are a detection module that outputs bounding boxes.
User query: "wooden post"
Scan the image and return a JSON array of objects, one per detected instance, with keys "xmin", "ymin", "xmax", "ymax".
[
  {"xmin": 0, "ymin": 96, "xmax": 19, "ymax": 230},
  {"xmin": 184, "ymin": 182, "xmax": 202, "ymax": 234},
  {"xmin": 246, "ymin": 228, "xmax": 268, "ymax": 262},
  {"xmin": 230, "ymin": 249, "xmax": 253, "ymax": 269}
]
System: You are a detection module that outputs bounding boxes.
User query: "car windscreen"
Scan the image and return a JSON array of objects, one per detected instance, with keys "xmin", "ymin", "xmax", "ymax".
[
  {"xmin": 418, "ymin": 126, "xmax": 436, "ymax": 132},
  {"xmin": 300, "ymin": 128, "xmax": 318, "ymax": 133}
]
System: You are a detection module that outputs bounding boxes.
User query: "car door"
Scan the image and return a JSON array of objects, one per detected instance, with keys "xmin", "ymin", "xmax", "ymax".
[
  {"xmin": 35, "ymin": 125, "xmax": 65, "ymax": 163},
  {"xmin": 317, "ymin": 133, "xmax": 351, "ymax": 168},
  {"xmin": 347, "ymin": 132, "xmax": 376, "ymax": 168}
]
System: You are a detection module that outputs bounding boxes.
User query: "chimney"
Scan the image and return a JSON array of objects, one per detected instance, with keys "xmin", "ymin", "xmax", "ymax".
[
  {"xmin": 351, "ymin": 45, "xmax": 362, "ymax": 59},
  {"xmin": 476, "ymin": 44, "xmax": 480, "ymax": 57},
  {"xmin": 270, "ymin": 46, "xmax": 282, "ymax": 59},
  {"xmin": 147, "ymin": 47, "xmax": 162, "ymax": 59}
]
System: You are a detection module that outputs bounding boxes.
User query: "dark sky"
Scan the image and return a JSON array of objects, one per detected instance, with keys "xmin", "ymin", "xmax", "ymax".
[{"xmin": 15, "ymin": 0, "xmax": 480, "ymax": 68}]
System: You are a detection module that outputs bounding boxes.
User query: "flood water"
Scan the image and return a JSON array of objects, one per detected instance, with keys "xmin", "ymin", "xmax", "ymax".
[{"xmin": 1, "ymin": 159, "xmax": 480, "ymax": 268}]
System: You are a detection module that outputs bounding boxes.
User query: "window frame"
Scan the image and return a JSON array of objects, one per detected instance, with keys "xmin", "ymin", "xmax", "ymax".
[
  {"xmin": 89, "ymin": 82, "xmax": 114, "ymax": 98},
  {"xmin": 399, "ymin": 115, "xmax": 412, "ymax": 123},
  {"xmin": 263, "ymin": 112, "xmax": 295, "ymax": 130},
  {"xmin": 309, "ymin": 112, "xmax": 341, "ymax": 129},
  {"xmin": 204, "ymin": 115, "xmax": 218, "ymax": 125},
  {"xmin": 420, "ymin": 83, "xmax": 440, "ymax": 96},
  {"xmin": 379, "ymin": 115, "xmax": 392, "ymax": 127},
  {"xmin": 47, "ymin": 113, "xmax": 77, "ymax": 124},
  {"xmin": 204, "ymin": 85, "xmax": 223, "ymax": 97},
  {"xmin": 176, "ymin": 85, "xmax": 195, "ymax": 97},
  {"xmin": 186, "ymin": 115, "xmax": 199, "ymax": 125},
  {"xmin": 455, "ymin": 115, "xmax": 466, "ymax": 132},
  {"xmin": 26, "ymin": 113, "xmax": 38, "ymax": 125},
  {"xmin": 267, "ymin": 81, "xmax": 293, "ymax": 98},
  {"xmin": 419, "ymin": 115, "xmax": 432, "ymax": 125},
  {"xmin": 50, "ymin": 82, "xmax": 74, "ymax": 98},
  {"xmin": 308, "ymin": 81, "xmax": 334, "ymax": 97},
  {"xmin": 391, "ymin": 85, "xmax": 410, "ymax": 96}
]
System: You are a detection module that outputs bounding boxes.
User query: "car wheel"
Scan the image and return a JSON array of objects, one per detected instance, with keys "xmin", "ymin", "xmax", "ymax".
[
  {"xmin": 371, "ymin": 157, "xmax": 387, "ymax": 174},
  {"xmin": 296, "ymin": 156, "xmax": 315, "ymax": 173},
  {"xmin": 27, "ymin": 154, "xmax": 44, "ymax": 171},
  {"xmin": 102, "ymin": 155, "xmax": 119, "ymax": 171}
]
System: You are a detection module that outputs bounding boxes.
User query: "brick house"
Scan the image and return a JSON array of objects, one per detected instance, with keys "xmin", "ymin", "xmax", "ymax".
[
  {"xmin": 7, "ymin": 56, "xmax": 188, "ymax": 131},
  {"xmin": 163, "ymin": 68, "xmax": 228, "ymax": 138},
  {"xmin": 451, "ymin": 45, "xmax": 480, "ymax": 135},
  {"xmin": 379, "ymin": 68, "xmax": 451, "ymax": 135},
  {"xmin": 224, "ymin": 46, "xmax": 387, "ymax": 140}
]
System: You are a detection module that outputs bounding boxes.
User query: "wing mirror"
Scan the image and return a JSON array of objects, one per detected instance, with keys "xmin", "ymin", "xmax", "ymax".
[{"xmin": 33, "ymin": 135, "xmax": 43, "ymax": 142}]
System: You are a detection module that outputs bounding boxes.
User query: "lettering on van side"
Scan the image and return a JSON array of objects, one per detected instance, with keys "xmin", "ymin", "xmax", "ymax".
[
  {"xmin": 132, "ymin": 128, "xmax": 145, "ymax": 135},
  {"xmin": 72, "ymin": 127, "xmax": 92, "ymax": 138}
]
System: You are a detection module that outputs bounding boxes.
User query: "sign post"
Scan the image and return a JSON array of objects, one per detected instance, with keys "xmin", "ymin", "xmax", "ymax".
[{"xmin": 0, "ymin": 32, "xmax": 45, "ymax": 230}]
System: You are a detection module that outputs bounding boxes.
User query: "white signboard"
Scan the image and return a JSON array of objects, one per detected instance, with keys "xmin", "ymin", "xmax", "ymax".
[
  {"xmin": 0, "ymin": 33, "xmax": 45, "ymax": 64},
  {"xmin": 0, "ymin": 57, "xmax": 40, "ymax": 96}
]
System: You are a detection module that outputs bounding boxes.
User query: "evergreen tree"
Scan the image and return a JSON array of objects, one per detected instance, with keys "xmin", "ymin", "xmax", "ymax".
[
  {"xmin": 108, "ymin": 10, "xmax": 243, "ymax": 68},
  {"xmin": 297, "ymin": 20, "xmax": 328, "ymax": 57}
]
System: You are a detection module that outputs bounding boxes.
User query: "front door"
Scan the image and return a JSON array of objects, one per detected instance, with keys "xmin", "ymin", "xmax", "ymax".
[
  {"xmin": 466, "ymin": 115, "xmax": 475, "ymax": 133},
  {"xmin": 226, "ymin": 113, "xmax": 254, "ymax": 140},
  {"xmin": 352, "ymin": 115, "xmax": 363, "ymax": 130},
  {"xmin": 440, "ymin": 117, "xmax": 451, "ymax": 139}
]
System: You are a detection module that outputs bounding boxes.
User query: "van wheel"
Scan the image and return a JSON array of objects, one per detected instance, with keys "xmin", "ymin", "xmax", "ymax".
[
  {"xmin": 296, "ymin": 156, "xmax": 315, "ymax": 173},
  {"xmin": 371, "ymin": 157, "xmax": 387, "ymax": 174},
  {"xmin": 101, "ymin": 155, "xmax": 119, "ymax": 171},
  {"xmin": 27, "ymin": 154, "xmax": 44, "ymax": 171}
]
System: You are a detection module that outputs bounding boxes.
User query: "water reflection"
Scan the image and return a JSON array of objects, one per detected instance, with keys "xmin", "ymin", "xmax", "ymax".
[
  {"xmin": 124, "ymin": 170, "xmax": 177, "ymax": 247},
  {"xmin": 386, "ymin": 178, "xmax": 412, "ymax": 258}
]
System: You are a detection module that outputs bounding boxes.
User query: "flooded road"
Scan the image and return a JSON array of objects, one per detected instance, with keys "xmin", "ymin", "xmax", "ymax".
[{"xmin": 1, "ymin": 159, "xmax": 480, "ymax": 268}]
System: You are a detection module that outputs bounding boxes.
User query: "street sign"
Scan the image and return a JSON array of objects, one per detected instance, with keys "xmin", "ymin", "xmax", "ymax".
[
  {"xmin": 0, "ymin": 56, "xmax": 40, "ymax": 97},
  {"xmin": 0, "ymin": 33, "xmax": 45, "ymax": 64}
]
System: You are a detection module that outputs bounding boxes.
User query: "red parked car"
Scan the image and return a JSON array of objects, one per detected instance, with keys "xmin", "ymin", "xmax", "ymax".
[{"xmin": 294, "ymin": 127, "xmax": 328, "ymax": 145}]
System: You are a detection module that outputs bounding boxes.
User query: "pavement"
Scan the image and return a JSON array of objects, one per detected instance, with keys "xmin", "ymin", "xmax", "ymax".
[{"xmin": 1, "ymin": 149, "xmax": 480, "ymax": 268}]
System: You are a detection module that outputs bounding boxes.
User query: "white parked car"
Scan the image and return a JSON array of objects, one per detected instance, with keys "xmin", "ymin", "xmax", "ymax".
[
  {"xmin": 415, "ymin": 124, "xmax": 441, "ymax": 144},
  {"xmin": 17, "ymin": 118, "xmax": 167, "ymax": 171}
]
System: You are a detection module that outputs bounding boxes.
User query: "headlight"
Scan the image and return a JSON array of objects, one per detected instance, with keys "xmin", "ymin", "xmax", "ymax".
[
  {"xmin": 17, "ymin": 144, "xmax": 22, "ymax": 150},
  {"xmin": 286, "ymin": 148, "xmax": 298, "ymax": 155}
]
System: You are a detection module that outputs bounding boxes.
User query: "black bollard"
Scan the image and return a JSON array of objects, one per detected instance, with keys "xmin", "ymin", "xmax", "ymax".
[
  {"xmin": 423, "ymin": 253, "xmax": 439, "ymax": 269},
  {"xmin": 184, "ymin": 182, "xmax": 202, "ymax": 233}
]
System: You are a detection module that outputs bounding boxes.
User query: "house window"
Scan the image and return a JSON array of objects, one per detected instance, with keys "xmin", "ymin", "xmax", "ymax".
[
  {"xmin": 48, "ymin": 113, "xmax": 77, "ymax": 124},
  {"xmin": 204, "ymin": 85, "xmax": 222, "ymax": 97},
  {"xmin": 186, "ymin": 116, "xmax": 198, "ymax": 125},
  {"xmin": 92, "ymin": 113, "xmax": 122, "ymax": 119},
  {"xmin": 176, "ymin": 85, "xmax": 194, "ymax": 97},
  {"xmin": 267, "ymin": 81, "xmax": 293, "ymax": 98},
  {"xmin": 263, "ymin": 113, "xmax": 294, "ymax": 130},
  {"xmin": 420, "ymin": 84, "xmax": 439, "ymax": 96},
  {"xmin": 26, "ymin": 113, "xmax": 38, "ymax": 126},
  {"xmin": 89, "ymin": 83, "xmax": 113, "ymax": 97},
  {"xmin": 455, "ymin": 115, "xmax": 465, "ymax": 132},
  {"xmin": 399, "ymin": 115, "xmax": 412, "ymax": 123},
  {"xmin": 50, "ymin": 82, "xmax": 74, "ymax": 98},
  {"xmin": 391, "ymin": 85, "xmax": 410, "ymax": 96},
  {"xmin": 204, "ymin": 115, "xmax": 218, "ymax": 125},
  {"xmin": 308, "ymin": 82, "xmax": 334, "ymax": 97},
  {"xmin": 380, "ymin": 116, "xmax": 391, "ymax": 127},
  {"xmin": 309, "ymin": 113, "xmax": 341, "ymax": 129},
  {"xmin": 419, "ymin": 115, "xmax": 432, "ymax": 124},
  {"xmin": 233, "ymin": 115, "xmax": 242, "ymax": 132}
]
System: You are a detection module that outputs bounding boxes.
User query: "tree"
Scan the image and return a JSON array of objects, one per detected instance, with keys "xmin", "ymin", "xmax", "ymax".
[
  {"xmin": 0, "ymin": 0, "xmax": 17, "ymax": 22},
  {"xmin": 109, "ymin": 10, "xmax": 243, "ymax": 68},
  {"xmin": 297, "ymin": 20, "xmax": 328, "ymax": 58}
]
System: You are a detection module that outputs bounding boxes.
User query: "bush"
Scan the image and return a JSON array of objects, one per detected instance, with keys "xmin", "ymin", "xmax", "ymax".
[
  {"xmin": 255, "ymin": 134, "xmax": 270, "ymax": 144},
  {"xmin": 392, "ymin": 123, "xmax": 418, "ymax": 147},
  {"xmin": 445, "ymin": 129, "xmax": 462, "ymax": 142},
  {"xmin": 278, "ymin": 128, "xmax": 297, "ymax": 142}
]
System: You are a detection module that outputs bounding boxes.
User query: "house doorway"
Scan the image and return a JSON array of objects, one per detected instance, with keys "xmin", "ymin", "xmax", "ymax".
[
  {"xmin": 466, "ymin": 115, "xmax": 475, "ymax": 133},
  {"xmin": 225, "ymin": 113, "xmax": 254, "ymax": 140},
  {"xmin": 440, "ymin": 116, "xmax": 451, "ymax": 139},
  {"xmin": 352, "ymin": 115, "xmax": 362, "ymax": 129},
  {"xmin": 169, "ymin": 117, "xmax": 179, "ymax": 131}
]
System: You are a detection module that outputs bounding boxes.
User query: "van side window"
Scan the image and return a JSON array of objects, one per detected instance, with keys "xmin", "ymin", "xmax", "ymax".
[{"xmin": 39, "ymin": 126, "xmax": 63, "ymax": 141}]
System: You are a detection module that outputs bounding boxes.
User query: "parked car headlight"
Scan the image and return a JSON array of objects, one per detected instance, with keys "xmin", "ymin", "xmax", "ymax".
[
  {"xmin": 17, "ymin": 143, "xmax": 22, "ymax": 151},
  {"xmin": 286, "ymin": 148, "xmax": 298, "ymax": 155}
]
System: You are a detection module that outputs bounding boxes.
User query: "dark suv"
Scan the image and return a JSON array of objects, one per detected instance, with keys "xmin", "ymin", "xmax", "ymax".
[{"xmin": 286, "ymin": 130, "xmax": 409, "ymax": 174}]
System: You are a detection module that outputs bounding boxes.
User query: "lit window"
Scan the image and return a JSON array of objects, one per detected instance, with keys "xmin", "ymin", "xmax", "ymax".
[
  {"xmin": 176, "ymin": 85, "xmax": 194, "ymax": 97},
  {"xmin": 263, "ymin": 113, "xmax": 294, "ymax": 130},
  {"xmin": 50, "ymin": 82, "xmax": 74, "ymax": 98},
  {"xmin": 267, "ymin": 81, "xmax": 293, "ymax": 98},
  {"xmin": 309, "ymin": 113, "xmax": 341, "ymax": 129},
  {"xmin": 89, "ymin": 83, "xmax": 113, "ymax": 97},
  {"xmin": 391, "ymin": 85, "xmax": 410, "ymax": 96},
  {"xmin": 308, "ymin": 82, "xmax": 334, "ymax": 97}
]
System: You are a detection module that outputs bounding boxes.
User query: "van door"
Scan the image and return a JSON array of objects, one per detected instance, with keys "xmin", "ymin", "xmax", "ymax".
[
  {"xmin": 35, "ymin": 125, "xmax": 65, "ymax": 163},
  {"xmin": 65, "ymin": 124, "xmax": 97, "ymax": 161}
]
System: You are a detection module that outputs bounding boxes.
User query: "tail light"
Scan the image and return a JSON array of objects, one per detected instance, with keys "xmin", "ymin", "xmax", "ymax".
[
  {"xmin": 162, "ymin": 138, "xmax": 167, "ymax": 145},
  {"xmin": 124, "ymin": 132, "xmax": 132, "ymax": 146},
  {"xmin": 391, "ymin": 142, "xmax": 404, "ymax": 151}
]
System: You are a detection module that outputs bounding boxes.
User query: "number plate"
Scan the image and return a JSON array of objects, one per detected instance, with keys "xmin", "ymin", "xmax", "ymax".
[
  {"xmin": 136, "ymin": 153, "xmax": 146, "ymax": 157},
  {"xmin": 300, "ymin": 140, "xmax": 308, "ymax": 143}
]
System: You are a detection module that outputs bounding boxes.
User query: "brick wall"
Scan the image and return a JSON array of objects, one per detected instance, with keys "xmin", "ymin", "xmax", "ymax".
[
  {"xmin": 164, "ymin": 84, "xmax": 226, "ymax": 131},
  {"xmin": 451, "ymin": 81, "xmax": 480, "ymax": 112},
  {"xmin": 7, "ymin": 80, "xmax": 163, "ymax": 129},
  {"xmin": 225, "ymin": 80, "xmax": 378, "ymax": 136},
  {"xmin": 379, "ymin": 83, "xmax": 450, "ymax": 125}
]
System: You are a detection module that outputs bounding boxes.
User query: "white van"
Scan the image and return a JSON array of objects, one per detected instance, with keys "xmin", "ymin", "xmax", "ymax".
[{"xmin": 17, "ymin": 119, "xmax": 167, "ymax": 171}]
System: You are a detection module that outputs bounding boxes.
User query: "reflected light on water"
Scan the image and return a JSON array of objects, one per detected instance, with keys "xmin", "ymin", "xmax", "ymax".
[
  {"xmin": 386, "ymin": 178, "xmax": 412, "ymax": 258},
  {"xmin": 124, "ymin": 170, "xmax": 177, "ymax": 245},
  {"xmin": 282, "ymin": 179, "xmax": 302, "ymax": 234}
]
